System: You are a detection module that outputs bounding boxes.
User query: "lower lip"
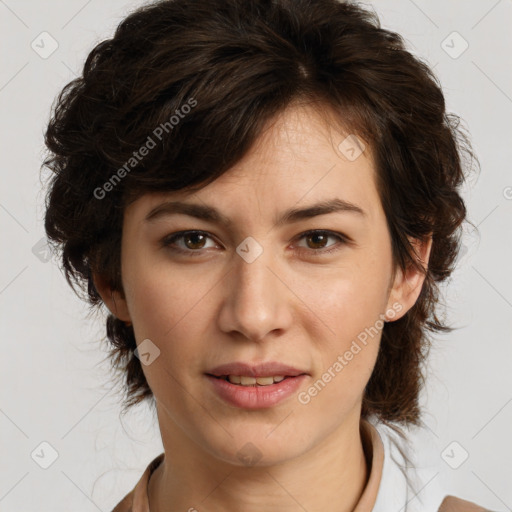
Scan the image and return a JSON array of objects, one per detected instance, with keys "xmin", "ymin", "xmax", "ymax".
[{"xmin": 206, "ymin": 375, "xmax": 308, "ymax": 409}]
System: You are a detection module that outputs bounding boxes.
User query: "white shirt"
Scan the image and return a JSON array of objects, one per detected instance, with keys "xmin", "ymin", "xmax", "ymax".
[{"xmin": 370, "ymin": 417, "xmax": 448, "ymax": 512}]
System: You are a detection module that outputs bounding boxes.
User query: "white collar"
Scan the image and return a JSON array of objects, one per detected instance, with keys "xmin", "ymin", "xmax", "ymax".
[{"xmin": 370, "ymin": 419, "xmax": 446, "ymax": 512}]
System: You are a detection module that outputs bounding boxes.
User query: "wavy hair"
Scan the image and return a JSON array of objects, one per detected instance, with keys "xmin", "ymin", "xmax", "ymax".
[{"xmin": 42, "ymin": 0, "xmax": 477, "ymax": 426}]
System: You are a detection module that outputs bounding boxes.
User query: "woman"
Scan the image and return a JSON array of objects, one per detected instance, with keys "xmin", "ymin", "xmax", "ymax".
[{"xmin": 42, "ymin": 0, "xmax": 489, "ymax": 510}]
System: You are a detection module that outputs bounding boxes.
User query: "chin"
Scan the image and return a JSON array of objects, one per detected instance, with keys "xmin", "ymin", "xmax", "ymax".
[{"xmin": 202, "ymin": 428, "xmax": 307, "ymax": 469}]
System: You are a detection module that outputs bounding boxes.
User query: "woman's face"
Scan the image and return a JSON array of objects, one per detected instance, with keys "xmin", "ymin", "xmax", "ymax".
[{"xmin": 103, "ymin": 103, "xmax": 427, "ymax": 467}]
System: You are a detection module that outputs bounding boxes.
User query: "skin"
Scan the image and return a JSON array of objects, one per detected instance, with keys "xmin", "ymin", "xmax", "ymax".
[{"xmin": 95, "ymin": 101, "xmax": 431, "ymax": 512}]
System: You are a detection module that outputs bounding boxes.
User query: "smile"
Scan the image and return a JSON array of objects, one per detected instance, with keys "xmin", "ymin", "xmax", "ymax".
[
  {"xmin": 218, "ymin": 375, "xmax": 287, "ymax": 386},
  {"xmin": 206, "ymin": 374, "xmax": 308, "ymax": 409}
]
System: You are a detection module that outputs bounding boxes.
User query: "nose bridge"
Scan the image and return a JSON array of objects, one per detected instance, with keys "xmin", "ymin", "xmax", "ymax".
[{"xmin": 218, "ymin": 236, "xmax": 290, "ymax": 341}]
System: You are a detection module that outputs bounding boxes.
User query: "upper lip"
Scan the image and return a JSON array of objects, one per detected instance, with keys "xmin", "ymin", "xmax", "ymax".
[{"xmin": 206, "ymin": 362, "xmax": 308, "ymax": 378}]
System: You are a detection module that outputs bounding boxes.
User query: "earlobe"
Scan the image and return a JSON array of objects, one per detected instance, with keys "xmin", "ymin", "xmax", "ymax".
[
  {"xmin": 92, "ymin": 272, "xmax": 132, "ymax": 323},
  {"xmin": 385, "ymin": 234, "xmax": 433, "ymax": 322}
]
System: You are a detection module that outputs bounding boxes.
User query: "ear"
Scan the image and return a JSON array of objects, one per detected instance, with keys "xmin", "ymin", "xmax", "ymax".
[
  {"xmin": 385, "ymin": 234, "xmax": 433, "ymax": 322},
  {"xmin": 92, "ymin": 272, "xmax": 132, "ymax": 323}
]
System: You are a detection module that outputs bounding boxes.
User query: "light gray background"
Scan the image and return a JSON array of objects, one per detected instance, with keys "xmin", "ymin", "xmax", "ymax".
[{"xmin": 1, "ymin": 0, "xmax": 511, "ymax": 510}]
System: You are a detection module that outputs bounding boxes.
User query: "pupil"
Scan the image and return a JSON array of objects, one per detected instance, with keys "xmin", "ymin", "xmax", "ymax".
[
  {"xmin": 310, "ymin": 233, "xmax": 326, "ymax": 248},
  {"xmin": 187, "ymin": 233, "xmax": 205, "ymax": 249}
]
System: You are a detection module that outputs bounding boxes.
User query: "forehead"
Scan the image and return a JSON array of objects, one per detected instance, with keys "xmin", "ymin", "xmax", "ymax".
[{"xmin": 125, "ymin": 102, "xmax": 381, "ymax": 225}]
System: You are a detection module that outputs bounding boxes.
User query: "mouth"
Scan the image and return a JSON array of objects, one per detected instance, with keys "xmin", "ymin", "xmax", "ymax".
[
  {"xmin": 205, "ymin": 362, "xmax": 309, "ymax": 409},
  {"xmin": 206, "ymin": 361, "xmax": 308, "ymax": 380},
  {"xmin": 208, "ymin": 374, "xmax": 293, "ymax": 386}
]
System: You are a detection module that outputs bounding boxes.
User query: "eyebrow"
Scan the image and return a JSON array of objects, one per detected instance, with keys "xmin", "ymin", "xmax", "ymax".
[{"xmin": 144, "ymin": 197, "xmax": 367, "ymax": 227}]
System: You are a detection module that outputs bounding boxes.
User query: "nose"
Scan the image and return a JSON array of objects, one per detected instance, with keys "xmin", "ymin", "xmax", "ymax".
[{"xmin": 216, "ymin": 242, "xmax": 294, "ymax": 342}]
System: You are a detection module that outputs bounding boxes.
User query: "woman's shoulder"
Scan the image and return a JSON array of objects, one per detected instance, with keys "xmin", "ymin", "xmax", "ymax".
[
  {"xmin": 111, "ymin": 453, "xmax": 165, "ymax": 512},
  {"xmin": 438, "ymin": 494, "xmax": 492, "ymax": 511},
  {"xmin": 367, "ymin": 419, "xmax": 496, "ymax": 512},
  {"xmin": 111, "ymin": 492, "xmax": 133, "ymax": 512}
]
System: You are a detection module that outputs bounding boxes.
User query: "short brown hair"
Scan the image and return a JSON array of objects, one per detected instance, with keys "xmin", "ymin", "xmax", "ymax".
[{"xmin": 42, "ymin": 0, "xmax": 478, "ymax": 424}]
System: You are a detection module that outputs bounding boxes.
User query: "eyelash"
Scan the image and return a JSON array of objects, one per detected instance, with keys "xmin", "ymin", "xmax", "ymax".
[{"xmin": 160, "ymin": 229, "xmax": 349, "ymax": 257}]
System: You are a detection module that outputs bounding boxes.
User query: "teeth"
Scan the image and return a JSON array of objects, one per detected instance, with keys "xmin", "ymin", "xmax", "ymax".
[{"xmin": 226, "ymin": 375, "xmax": 286, "ymax": 386}]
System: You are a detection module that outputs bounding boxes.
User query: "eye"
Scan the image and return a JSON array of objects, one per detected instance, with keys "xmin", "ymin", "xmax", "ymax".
[
  {"xmin": 293, "ymin": 230, "xmax": 348, "ymax": 256},
  {"xmin": 160, "ymin": 229, "xmax": 349, "ymax": 257},
  {"xmin": 161, "ymin": 230, "xmax": 218, "ymax": 256}
]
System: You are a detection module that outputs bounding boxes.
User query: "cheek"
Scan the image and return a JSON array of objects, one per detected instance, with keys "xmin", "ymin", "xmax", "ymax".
[
  {"xmin": 124, "ymin": 250, "xmax": 205, "ymax": 338},
  {"xmin": 123, "ymin": 256, "xmax": 217, "ymax": 376},
  {"xmin": 303, "ymin": 281, "xmax": 383, "ymax": 415},
  {"xmin": 123, "ymin": 267, "xmax": 202, "ymax": 398},
  {"xmin": 301, "ymin": 254, "xmax": 389, "ymax": 391},
  {"xmin": 312, "ymin": 256, "xmax": 391, "ymax": 335},
  {"xmin": 126, "ymin": 274, "xmax": 173, "ymax": 338}
]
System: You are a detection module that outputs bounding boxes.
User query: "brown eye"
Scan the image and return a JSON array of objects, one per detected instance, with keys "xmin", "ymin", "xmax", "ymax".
[
  {"xmin": 294, "ymin": 230, "xmax": 348, "ymax": 256},
  {"xmin": 161, "ymin": 230, "xmax": 217, "ymax": 256},
  {"xmin": 182, "ymin": 232, "xmax": 207, "ymax": 250},
  {"xmin": 305, "ymin": 232, "xmax": 330, "ymax": 249}
]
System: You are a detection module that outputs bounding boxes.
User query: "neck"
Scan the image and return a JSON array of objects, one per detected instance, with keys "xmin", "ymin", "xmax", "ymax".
[{"xmin": 148, "ymin": 407, "xmax": 370, "ymax": 512}]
